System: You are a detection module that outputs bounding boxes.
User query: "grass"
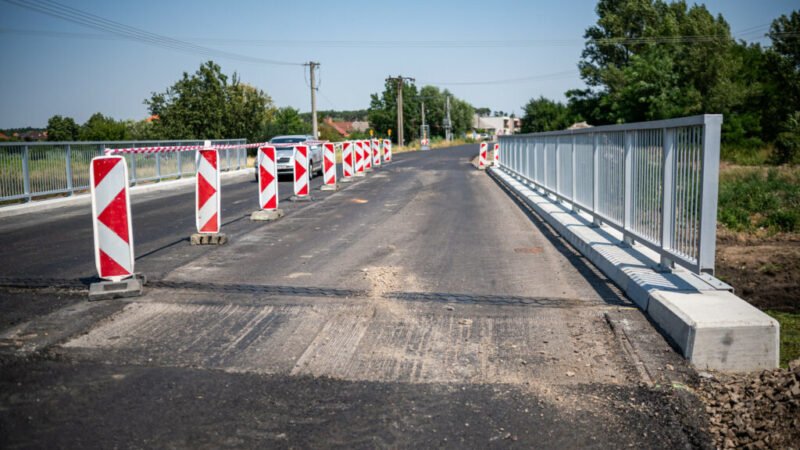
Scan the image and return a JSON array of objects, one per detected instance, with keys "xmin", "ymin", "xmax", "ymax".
[
  {"xmin": 765, "ymin": 311, "xmax": 800, "ymax": 368},
  {"xmin": 717, "ymin": 165, "xmax": 800, "ymax": 234}
]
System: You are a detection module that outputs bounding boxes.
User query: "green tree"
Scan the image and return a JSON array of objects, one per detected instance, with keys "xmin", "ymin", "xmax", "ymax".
[
  {"xmin": 146, "ymin": 61, "xmax": 273, "ymax": 140},
  {"xmin": 261, "ymin": 107, "xmax": 311, "ymax": 140},
  {"xmin": 79, "ymin": 113, "xmax": 130, "ymax": 141},
  {"xmin": 773, "ymin": 111, "xmax": 800, "ymax": 164},
  {"xmin": 46, "ymin": 115, "xmax": 80, "ymax": 141},
  {"xmin": 521, "ymin": 97, "xmax": 574, "ymax": 133}
]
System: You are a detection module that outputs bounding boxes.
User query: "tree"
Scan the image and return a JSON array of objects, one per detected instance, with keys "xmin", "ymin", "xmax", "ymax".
[
  {"xmin": 521, "ymin": 97, "xmax": 574, "ymax": 133},
  {"xmin": 79, "ymin": 113, "xmax": 130, "ymax": 141},
  {"xmin": 773, "ymin": 111, "xmax": 800, "ymax": 164},
  {"xmin": 261, "ymin": 107, "xmax": 310, "ymax": 140},
  {"xmin": 46, "ymin": 115, "xmax": 79, "ymax": 141},
  {"xmin": 146, "ymin": 61, "xmax": 274, "ymax": 140}
]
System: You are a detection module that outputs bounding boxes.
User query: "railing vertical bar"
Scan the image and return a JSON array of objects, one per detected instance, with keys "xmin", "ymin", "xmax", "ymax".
[
  {"xmin": 65, "ymin": 144, "xmax": 73, "ymax": 195},
  {"xmin": 22, "ymin": 145, "xmax": 31, "ymax": 202}
]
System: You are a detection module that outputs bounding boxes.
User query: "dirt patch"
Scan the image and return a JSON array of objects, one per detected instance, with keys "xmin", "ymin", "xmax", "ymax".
[
  {"xmin": 715, "ymin": 231, "xmax": 800, "ymax": 313},
  {"xmin": 697, "ymin": 359, "xmax": 800, "ymax": 448}
]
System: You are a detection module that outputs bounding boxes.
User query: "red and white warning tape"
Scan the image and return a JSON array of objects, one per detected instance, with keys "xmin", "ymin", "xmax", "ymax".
[{"xmin": 103, "ymin": 140, "xmax": 331, "ymax": 155}]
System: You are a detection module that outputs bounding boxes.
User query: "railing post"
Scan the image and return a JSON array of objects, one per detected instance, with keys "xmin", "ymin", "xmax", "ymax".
[
  {"xmin": 543, "ymin": 138, "xmax": 548, "ymax": 190},
  {"xmin": 156, "ymin": 152, "xmax": 161, "ymax": 179},
  {"xmin": 177, "ymin": 150, "xmax": 182, "ymax": 179},
  {"xmin": 22, "ymin": 144, "xmax": 31, "ymax": 202},
  {"xmin": 592, "ymin": 133, "xmax": 600, "ymax": 227},
  {"xmin": 660, "ymin": 127, "xmax": 676, "ymax": 272},
  {"xmin": 571, "ymin": 134, "xmax": 577, "ymax": 212},
  {"xmin": 697, "ymin": 115, "xmax": 723, "ymax": 274},
  {"xmin": 65, "ymin": 144, "xmax": 73, "ymax": 195},
  {"xmin": 555, "ymin": 136, "xmax": 561, "ymax": 202},
  {"xmin": 622, "ymin": 131, "xmax": 634, "ymax": 246}
]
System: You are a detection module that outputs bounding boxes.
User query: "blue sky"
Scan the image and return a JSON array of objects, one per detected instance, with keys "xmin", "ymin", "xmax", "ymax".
[{"xmin": 0, "ymin": 0, "xmax": 797, "ymax": 128}]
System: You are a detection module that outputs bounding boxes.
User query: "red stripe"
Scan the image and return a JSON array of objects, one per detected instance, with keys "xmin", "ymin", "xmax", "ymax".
[
  {"xmin": 298, "ymin": 184, "xmax": 308, "ymax": 196},
  {"xmin": 92, "ymin": 157, "xmax": 121, "ymax": 187},
  {"xmin": 197, "ymin": 174, "xmax": 216, "ymax": 209},
  {"xmin": 99, "ymin": 249, "xmax": 130, "ymax": 277},
  {"xmin": 97, "ymin": 188, "xmax": 130, "ymax": 243},
  {"xmin": 260, "ymin": 165, "xmax": 274, "ymax": 192},
  {"xmin": 200, "ymin": 212, "xmax": 218, "ymax": 232},
  {"xmin": 201, "ymin": 149, "xmax": 217, "ymax": 169},
  {"xmin": 264, "ymin": 195, "xmax": 277, "ymax": 210}
]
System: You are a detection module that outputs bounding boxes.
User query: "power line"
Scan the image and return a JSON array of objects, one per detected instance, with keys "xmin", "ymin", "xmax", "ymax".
[
  {"xmin": 0, "ymin": 0, "xmax": 303, "ymax": 66},
  {"xmin": 423, "ymin": 70, "xmax": 577, "ymax": 86}
]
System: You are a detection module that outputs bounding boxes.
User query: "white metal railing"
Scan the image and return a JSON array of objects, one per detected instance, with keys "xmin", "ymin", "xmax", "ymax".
[
  {"xmin": 0, "ymin": 139, "xmax": 246, "ymax": 204},
  {"xmin": 497, "ymin": 114, "xmax": 723, "ymax": 275}
]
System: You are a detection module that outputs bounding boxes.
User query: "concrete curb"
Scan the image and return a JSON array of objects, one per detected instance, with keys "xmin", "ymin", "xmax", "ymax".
[
  {"xmin": 0, "ymin": 168, "xmax": 254, "ymax": 219},
  {"xmin": 489, "ymin": 166, "xmax": 779, "ymax": 372}
]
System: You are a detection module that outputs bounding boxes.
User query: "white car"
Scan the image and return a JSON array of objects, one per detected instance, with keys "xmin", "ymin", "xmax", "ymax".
[{"xmin": 255, "ymin": 135, "xmax": 323, "ymax": 181}]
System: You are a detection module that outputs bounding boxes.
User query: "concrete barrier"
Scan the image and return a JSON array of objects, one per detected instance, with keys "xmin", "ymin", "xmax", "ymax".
[{"xmin": 489, "ymin": 166, "xmax": 779, "ymax": 372}]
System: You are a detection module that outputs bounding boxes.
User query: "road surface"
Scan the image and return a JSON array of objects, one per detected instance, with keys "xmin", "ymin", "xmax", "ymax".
[{"xmin": 0, "ymin": 144, "xmax": 712, "ymax": 448}]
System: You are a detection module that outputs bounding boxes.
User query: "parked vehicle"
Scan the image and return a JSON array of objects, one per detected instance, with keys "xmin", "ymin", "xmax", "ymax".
[{"xmin": 254, "ymin": 135, "xmax": 323, "ymax": 181}]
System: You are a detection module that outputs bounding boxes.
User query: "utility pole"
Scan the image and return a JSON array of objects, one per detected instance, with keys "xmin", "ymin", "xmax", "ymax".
[
  {"xmin": 445, "ymin": 95, "xmax": 452, "ymax": 141},
  {"xmin": 421, "ymin": 101, "xmax": 425, "ymax": 129},
  {"xmin": 306, "ymin": 62, "xmax": 319, "ymax": 138},
  {"xmin": 385, "ymin": 75, "xmax": 414, "ymax": 146}
]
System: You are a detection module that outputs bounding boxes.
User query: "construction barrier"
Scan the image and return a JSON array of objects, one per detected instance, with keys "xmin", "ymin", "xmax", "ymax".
[
  {"xmin": 90, "ymin": 155, "xmax": 135, "ymax": 280},
  {"xmin": 342, "ymin": 141, "xmax": 354, "ymax": 179},
  {"xmin": 323, "ymin": 142, "xmax": 337, "ymax": 186},
  {"xmin": 493, "ymin": 143, "xmax": 500, "ymax": 166},
  {"xmin": 196, "ymin": 147, "xmax": 221, "ymax": 233},
  {"xmin": 478, "ymin": 142, "xmax": 487, "ymax": 169},
  {"xmin": 383, "ymin": 139, "xmax": 392, "ymax": 163},
  {"xmin": 372, "ymin": 139, "xmax": 381, "ymax": 167},
  {"xmin": 257, "ymin": 145, "xmax": 278, "ymax": 210},
  {"xmin": 363, "ymin": 140, "xmax": 372, "ymax": 170},
  {"xmin": 294, "ymin": 145, "xmax": 310, "ymax": 197}
]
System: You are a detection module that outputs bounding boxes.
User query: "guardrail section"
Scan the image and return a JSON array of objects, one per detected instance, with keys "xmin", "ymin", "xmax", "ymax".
[
  {"xmin": 498, "ymin": 114, "xmax": 722, "ymax": 275},
  {"xmin": 0, "ymin": 139, "xmax": 246, "ymax": 203}
]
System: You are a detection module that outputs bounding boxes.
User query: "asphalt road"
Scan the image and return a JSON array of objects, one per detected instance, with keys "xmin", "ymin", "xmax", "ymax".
[{"xmin": 0, "ymin": 144, "xmax": 712, "ymax": 448}]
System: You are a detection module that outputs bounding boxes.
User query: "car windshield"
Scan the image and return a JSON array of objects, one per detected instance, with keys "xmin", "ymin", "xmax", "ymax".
[{"xmin": 270, "ymin": 137, "xmax": 306, "ymax": 144}]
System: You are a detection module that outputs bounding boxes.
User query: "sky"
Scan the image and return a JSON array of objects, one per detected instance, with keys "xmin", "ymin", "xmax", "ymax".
[{"xmin": 0, "ymin": 0, "xmax": 797, "ymax": 129}]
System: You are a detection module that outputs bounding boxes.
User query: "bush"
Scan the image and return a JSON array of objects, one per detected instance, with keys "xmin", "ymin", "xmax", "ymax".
[{"xmin": 718, "ymin": 167, "xmax": 800, "ymax": 233}]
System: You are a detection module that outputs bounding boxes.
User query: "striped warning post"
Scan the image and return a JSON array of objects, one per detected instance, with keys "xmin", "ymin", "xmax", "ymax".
[
  {"xmin": 383, "ymin": 139, "xmax": 392, "ymax": 163},
  {"xmin": 354, "ymin": 141, "xmax": 365, "ymax": 176},
  {"xmin": 363, "ymin": 140, "xmax": 372, "ymax": 171},
  {"xmin": 258, "ymin": 145, "xmax": 278, "ymax": 210},
  {"xmin": 90, "ymin": 155, "xmax": 134, "ymax": 281},
  {"xmin": 342, "ymin": 141, "xmax": 354, "ymax": 180},
  {"xmin": 372, "ymin": 139, "xmax": 381, "ymax": 167},
  {"xmin": 323, "ymin": 143, "xmax": 336, "ymax": 185},
  {"xmin": 293, "ymin": 145, "xmax": 310, "ymax": 197},
  {"xmin": 493, "ymin": 143, "xmax": 500, "ymax": 166},
  {"xmin": 478, "ymin": 142, "xmax": 487, "ymax": 169},
  {"xmin": 196, "ymin": 147, "xmax": 221, "ymax": 233}
]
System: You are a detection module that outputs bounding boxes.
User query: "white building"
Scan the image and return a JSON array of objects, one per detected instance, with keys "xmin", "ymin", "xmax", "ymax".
[{"xmin": 471, "ymin": 114, "xmax": 521, "ymax": 137}]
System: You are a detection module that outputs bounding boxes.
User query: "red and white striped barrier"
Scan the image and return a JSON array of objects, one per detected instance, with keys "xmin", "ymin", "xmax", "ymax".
[
  {"xmin": 257, "ymin": 145, "xmax": 278, "ymax": 210},
  {"xmin": 90, "ymin": 155, "xmax": 134, "ymax": 281},
  {"xmin": 354, "ymin": 141, "xmax": 365, "ymax": 176},
  {"xmin": 293, "ymin": 145, "xmax": 310, "ymax": 197},
  {"xmin": 196, "ymin": 147, "xmax": 221, "ymax": 233},
  {"xmin": 342, "ymin": 141, "xmax": 354, "ymax": 180},
  {"xmin": 321, "ymin": 143, "xmax": 338, "ymax": 190},
  {"xmin": 372, "ymin": 139, "xmax": 381, "ymax": 167},
  {"xmin": 363, "ymin": 140, "xmax": 372, "ymax": 171},
  {"xmin": 493, "ymin": 143, "xmax": 500, "ymax": 166},
  {"xmin": 383, "ymin": 139, "xmax": 392, "ymax": 163},
  {"xmin": 478, "ymin": 142, "xmax": 487, "ymax": 169}
]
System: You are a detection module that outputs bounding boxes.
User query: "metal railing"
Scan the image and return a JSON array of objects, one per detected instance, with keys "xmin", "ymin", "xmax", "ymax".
[
  {"xmin": 0, "ymin": 139, "xmax": 247, "ymax": 204},
  {"xmin": 498, "ymin": 114, "xmax": 722, "ymax": 275}
]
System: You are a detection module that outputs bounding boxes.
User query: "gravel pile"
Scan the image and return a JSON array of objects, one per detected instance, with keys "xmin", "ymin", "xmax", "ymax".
[{"xmin": 699, "ymin": 359, "xmax": 800, "ymax": 449}]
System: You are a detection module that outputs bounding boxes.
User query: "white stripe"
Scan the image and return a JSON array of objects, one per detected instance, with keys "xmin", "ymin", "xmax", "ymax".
[
  {"xmin": 97, "ymin": 221, "xmax": 133, "ymax": 274},
  {"xmin": 197, "ymin": 155, "xmax": 218, "ymax": 193},
  {"xmin": 94, "ymin": 160, "xmax": 126, "ymax": 214},
  {"xmin": 198, "ymin": 192, "xmax": 218, "ymax": 228}
]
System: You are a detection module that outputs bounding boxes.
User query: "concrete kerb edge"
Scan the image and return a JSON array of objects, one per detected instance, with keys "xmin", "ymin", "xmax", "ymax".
[
  {"xmin": 0, "ymin": 168, "xmax": 255, "ymax": 219},
  {"xmin": 487, "ymin": 166, "xmax": 779, "ymax": 372}
]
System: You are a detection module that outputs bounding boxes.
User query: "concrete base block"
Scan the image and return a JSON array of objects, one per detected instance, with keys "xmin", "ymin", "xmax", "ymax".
[
  {"xmin": 354, "ymin": 172, "xmax": 366, "ymax": 178},
  {"xmin": 341, "ymin": 177, "xmax": 354, "ymax": 183},
  {"xmin": 88, "ymin": 276, "xmax": 143, "ymax": 301},
  {"xmin": 477, "ymin": 166, "xmax": 487, "ymax": 171},
  {"xmin": 647, "ymin": 290, "xmax": 779, "ymax": 372},
  {"xmin": 364, "ymin": 168, "xmax": 373, "ymax": 173},
  {"xmin": 190, "ymin": 233, "xmax": 228, "ymax": 245},
  {"xmin": 290, "ymin": 195, "xmax": 313, "ymax": 202},
  {"xmin": 320, "ymin": 183, "xmax": 340, "ymax": 191},
  {"xmin": 250, "ymin": 209, "xmax": 285, "ymax": 221}
]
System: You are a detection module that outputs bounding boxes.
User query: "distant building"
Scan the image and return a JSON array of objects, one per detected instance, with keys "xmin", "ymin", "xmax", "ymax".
[
  {"xmin": 20, "ymin": 130, "xmax": 46, "ymax": 141},
  {"xmin": 471, "ymin": 114, "xmax": 520, "ymax": 137},
  {"xmin": 0, "ymin": 132, "xmax": 9, "ymax": 141},
  {"xmin": 323, "ymin": 117, "xmax": 370, "ymax": 137}
]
